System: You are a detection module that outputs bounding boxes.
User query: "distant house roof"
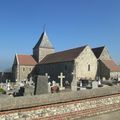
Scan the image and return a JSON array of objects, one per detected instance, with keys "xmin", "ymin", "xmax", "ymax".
[
  {"xmin": 101, "ymin": 60, "xmax": 120, "ymax": 72},
  {"xmin": 92, "ymin": 46, "xmax": 104, "ymax": 59},
  {"xmin": 33, "ymin": 32, "xmax": 54, "ymax": 49},
  {"xmin": 17, "ymin": 55, "xmax": 37, "ymax": 66},
  {"xmin": 39, "ymin": 45, "xmax": 87, "ymax": 64}
]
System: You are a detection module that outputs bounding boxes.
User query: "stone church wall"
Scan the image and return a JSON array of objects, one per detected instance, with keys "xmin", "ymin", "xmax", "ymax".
[
  {"xmin": 33, "ymin": 47, "xmax": 55, "ymax": 62},
  {"xmin": 99, "ymin": 47, "xmax": 111, "ymax": 60},
  {"xmin": 75, "ymin": 46, "xmax": 97, "ymax": 80},
  {"xmin": 19, "ymin": 65, "xmax": 35, "ymax": 81},
  {"xmin": 38, "ymin": 61, "xmax": 74, "ymax": 87},
  {"xmin": 38, "ymin": 48, "xmax": 55, "ymax": 62}
]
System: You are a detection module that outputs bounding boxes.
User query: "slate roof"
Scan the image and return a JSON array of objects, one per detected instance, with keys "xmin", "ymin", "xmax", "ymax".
[
  {"xmin": 17, "ymin": 55, "xmax": 37, "ymax": 66},
  {"xmin": 92, "ymin": 46, "xmax": 104, "ymax": 59},
  {"xmin": 101, "ymin": 60, "xmax": 120, "ymax": 72},
  {"xmin": 33, "ymin": 32, "xmax": 54, "ymax": 49},
  {"xmin": 39, "ymin": 45, "xmax": 87, "ymax": 64}
]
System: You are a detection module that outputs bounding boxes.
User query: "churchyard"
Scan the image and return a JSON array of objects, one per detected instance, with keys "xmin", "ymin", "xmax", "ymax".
[
  {"xmin": 0, "ymin": 70, "xmax": 120, "ymax": 98},
  {"xmin": 1, "ymin": 31, "xmax": 120, "ymax": 119}
]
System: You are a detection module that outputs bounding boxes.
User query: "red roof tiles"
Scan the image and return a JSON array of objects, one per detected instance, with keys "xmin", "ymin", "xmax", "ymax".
[
  {"xmin": 102, "ymin": 60, "xmax": 120, "ymax": 72},
  {"xmin": 17, "ymin": 55, "xmax": 37, "ymax": 66}
]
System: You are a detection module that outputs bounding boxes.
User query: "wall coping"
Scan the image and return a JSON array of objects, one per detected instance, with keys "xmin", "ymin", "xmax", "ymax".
[{"xmin": 0, "ymin": 86, "xmax": 120, "ymax": 111}]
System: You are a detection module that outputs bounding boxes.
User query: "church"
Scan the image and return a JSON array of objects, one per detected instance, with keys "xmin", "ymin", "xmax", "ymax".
[{"xmin": 12, "ymin": 31, "xmax": 120, "ymax": 88}]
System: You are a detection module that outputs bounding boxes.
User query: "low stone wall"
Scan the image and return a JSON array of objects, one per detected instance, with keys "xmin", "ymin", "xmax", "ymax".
[{"xmin": 0, "ymin": 86, "xmax": 120, "ymax": 119}]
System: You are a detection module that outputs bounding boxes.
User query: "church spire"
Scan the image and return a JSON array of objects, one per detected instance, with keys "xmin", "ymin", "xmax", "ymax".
[
  {"xmin": 33, "ymin": 31, "xmax": 54, "ymax": 49},
  {"xmin": 33, "ymin": 31, "xmax": 55, "ymax": 62}
]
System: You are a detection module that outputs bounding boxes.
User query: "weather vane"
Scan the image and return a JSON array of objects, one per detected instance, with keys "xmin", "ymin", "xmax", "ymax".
[{"xmin": 43, "ymin": 24, "xmax": 46, "ymax": 32}]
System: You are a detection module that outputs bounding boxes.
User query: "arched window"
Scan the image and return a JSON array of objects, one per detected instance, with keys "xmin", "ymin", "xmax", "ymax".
[
  {"xmin": 88, "ymin": 64, "xmax": 90, "ymax": 71},
  {"xmin": 23, "ymin": 67, "xmax": 25, "ymax": 71}
]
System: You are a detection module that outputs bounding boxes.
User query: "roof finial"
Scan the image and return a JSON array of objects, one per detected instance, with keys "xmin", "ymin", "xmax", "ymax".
[{"xmin": 43, "ymin": 24, "xmax": 46, "ymax": 33}]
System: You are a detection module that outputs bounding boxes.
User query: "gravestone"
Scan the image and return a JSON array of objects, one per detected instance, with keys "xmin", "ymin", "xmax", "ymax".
[
  {"xmin": 118, "ymin": 77, "xmax": 120, "ymax": 82},
  {"xmin": 71, "ymin": 71, "xmax": 77, "ymax": 91},
  {"xmin": 52, "ymin": 80, "xmax": 56, "ymax": 86},
  {"xmin": 51, "ymin": 80, "xmax": 59, "ymax": 93},
  {"xmin": 102, "ymin": 77, "xmax": 106, "ymax": 81},
  {"xmin": 6, "ymin": 82, "xmax": 11, "ymax": 91},
  {"xmin": 48, "ymin": 82, "xmax": 51, "ymax": 93},
  {"xmin": 80, "ymin": 87, "xmax": 86, "ymax": 90},
  {"xmin": 34, "ymin": 76, "xmax": 48, "ymax": 95},
  {"xmin": 24, "ymin": 84, "xmax": 34, "ymax": 96},
  {"xmin": 92, "ymin": 81, "xmax": 98, "ymax": 89}
]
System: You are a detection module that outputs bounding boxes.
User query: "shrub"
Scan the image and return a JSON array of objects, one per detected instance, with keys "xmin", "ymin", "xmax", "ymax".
[{"xmin": 0, "ymin": 88, "xmax": 6, "ymax": 94}]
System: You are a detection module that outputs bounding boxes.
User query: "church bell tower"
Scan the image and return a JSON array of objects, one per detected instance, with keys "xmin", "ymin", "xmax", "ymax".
[{"xmin": 33, "ymin": 32, "xmax": 55, "ymax": 63}]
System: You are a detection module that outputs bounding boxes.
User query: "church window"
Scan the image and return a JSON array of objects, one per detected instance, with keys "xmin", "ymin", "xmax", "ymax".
[
  {"xmin": 23, "ymin": 68, "xmax": 25, "ymax": 71},
  {"xmin": 88, "ymin": 64, "xmax": 90, "ymax": 71},
  {"xmin": 29, "ymin": 68, "xmax": 32, "ymax": 71}
]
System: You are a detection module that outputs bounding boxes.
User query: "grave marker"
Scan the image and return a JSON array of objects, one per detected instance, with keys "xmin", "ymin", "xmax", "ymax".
[
  {"xmin": 58, "ymin": 72, "xmax": 65, "ymax": 90},
  {"xmin": 34, "ymin": 76, "xmax": 48, "ymax": 95},
  {"xmin": 71, "ymin": 71, "xmax": 77, "ymax": 91},
  {"xmin": 92, "ymin": 81, "xmax": 98, "ymax": 89},
  {"xmin": 48, "ymin": 82, "xmax": 51, "ymax": 93}
]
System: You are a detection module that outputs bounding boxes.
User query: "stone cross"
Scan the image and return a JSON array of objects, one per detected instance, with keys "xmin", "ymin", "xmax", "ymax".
[
  {"xmin": 45, "ymin": 73, "xmax": 50, "ymax": 79},
  {"xmin": 58, "ymin": 72, "xmax": 65, "ymax": 89}
]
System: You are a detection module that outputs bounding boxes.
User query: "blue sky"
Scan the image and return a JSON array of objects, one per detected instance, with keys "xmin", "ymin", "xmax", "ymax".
[{"xmin": 0, "ymin": 0, "xmax": 120, "ymax": 71}]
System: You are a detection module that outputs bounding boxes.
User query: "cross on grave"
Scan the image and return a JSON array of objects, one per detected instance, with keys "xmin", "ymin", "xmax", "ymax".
[
  {"xmin": 58, "ymin": 72, "xmax": 65, "ymax": 90},
  {"xmin": 45, "ymin": 73, "xmax": 50, "ymax": 79}
]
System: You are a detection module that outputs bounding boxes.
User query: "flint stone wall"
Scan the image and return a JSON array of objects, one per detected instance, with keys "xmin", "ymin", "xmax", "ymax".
[{"xmin": 0, "ymin": 86, "xmax": 120, "ymax": 111}]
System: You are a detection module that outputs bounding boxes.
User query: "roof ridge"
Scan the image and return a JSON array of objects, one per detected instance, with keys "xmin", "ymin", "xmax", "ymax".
[
  {"xmin": 47, "ymin": 45, "xmax": 87, "ymax": 56},
  {"xmin": 39, "ymin": 45, "xmax": 87, "ymax": 64},
  {"xmin": 92, "ymin": 45, "xmax": 105, "ymax": 50}
]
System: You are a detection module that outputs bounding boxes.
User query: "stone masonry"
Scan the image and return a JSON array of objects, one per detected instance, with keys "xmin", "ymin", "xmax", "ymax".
[
  {"xmin": 75, "ymin": 46, "xmax": 97, "ymax": 80},
  {"xmin": 0, "ymin": 86, "xmax": 120, "ymax": 119}
]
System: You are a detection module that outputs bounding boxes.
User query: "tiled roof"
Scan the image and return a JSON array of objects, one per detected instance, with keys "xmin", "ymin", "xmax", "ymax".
[
  {"xmin": 102, "ymin": 60, "xmax": 120, "ymax": 72},
  {"xmin": 39, "ymin": 45, "xmax": 87, "ymax": 64},
  {"xmin": 17, "ymin": 55, "xmax": 37, "ymax": 66},
  {"xmin": 92, "ymin": 46, "xmax": 104, "ymax": 58}
]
